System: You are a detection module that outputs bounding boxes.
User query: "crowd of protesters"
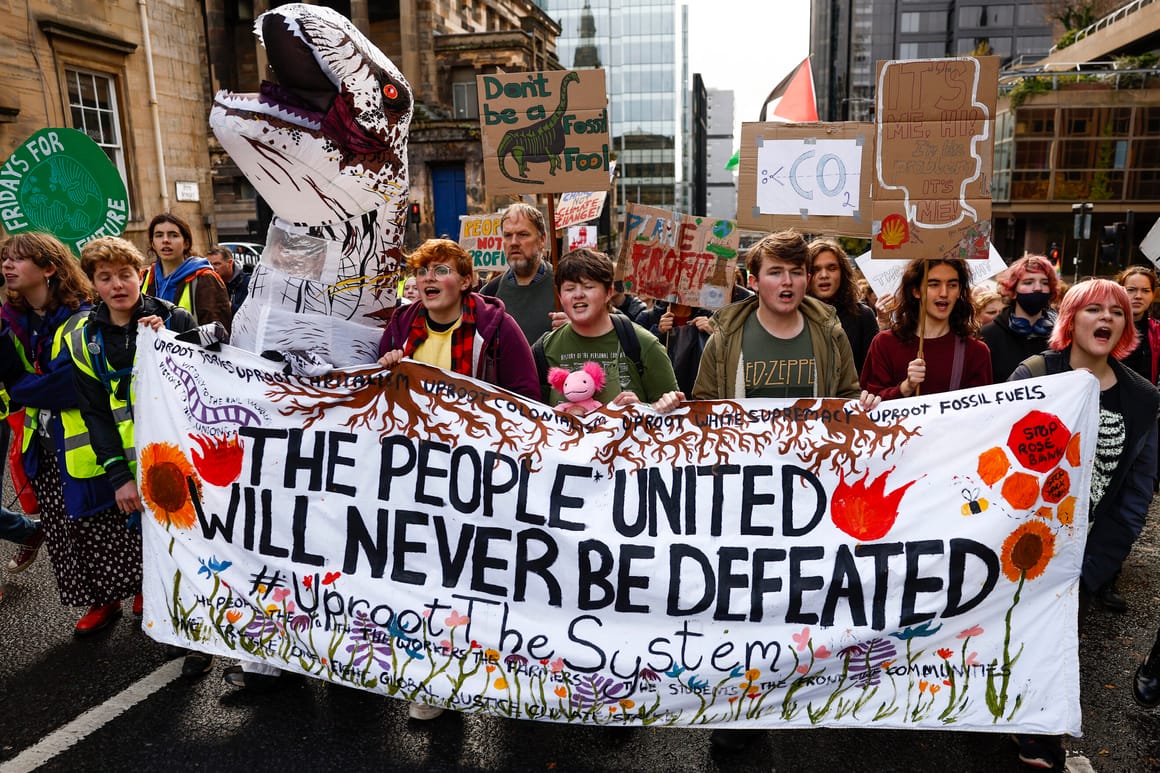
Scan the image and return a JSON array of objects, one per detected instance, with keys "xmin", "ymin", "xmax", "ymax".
[{"xmin": 3, "ymin": 204, "xmax": 1160, "ymax": 771}]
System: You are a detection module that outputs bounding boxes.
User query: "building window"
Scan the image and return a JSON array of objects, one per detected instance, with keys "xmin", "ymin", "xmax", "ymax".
[
  {"xmin": 1015, "ymin": 108, "xmax": 1055, "ymax": 137},
  {"xmin": 66, "ymin": 69, "xmax": 129, "ymax": 190},
  {"xmin": 452, "ymin": 82, "xmax": 478, "ymax": 119},
  {"xmin": 900, "ymin": 13, "xmax": 919, "ymax": 33},
  {"xmin": 451, "ymin": 67, "xmax": 478, "ymax": 119}
]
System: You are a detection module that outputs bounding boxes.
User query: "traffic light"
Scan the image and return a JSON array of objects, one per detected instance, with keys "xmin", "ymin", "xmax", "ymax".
[
  {"xmin": 409, "ymin": 202, "xmax": 420, "ymax": 221},
  {"xmin": 1098, "ymin": 225, "xmax": 1120, "ymax": 272},
  {"xmin": 1048, "ymin": 243, "xmax": 1060, "ymax": 271}
]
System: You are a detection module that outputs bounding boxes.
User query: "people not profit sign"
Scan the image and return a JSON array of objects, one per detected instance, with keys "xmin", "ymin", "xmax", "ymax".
[
  {"xmin": 0, "ymin": 128, "xmax": 129, "ymax": 254},
  {"xmin": 458, "ymin": 213, "xmax": 506, "ymax": 269},
  {"xmin": 136, "ymin": 327, "xmax": 1093, "ymax": 733},
  {"xmin": 477, "ymin": 70, "xmax": 610, "ymax": 196}
]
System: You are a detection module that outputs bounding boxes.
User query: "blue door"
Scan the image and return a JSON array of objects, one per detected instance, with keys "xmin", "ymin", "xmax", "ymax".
[{"xmin": 432, "ymin": 164, "xmax": 467, "ymax": 240}]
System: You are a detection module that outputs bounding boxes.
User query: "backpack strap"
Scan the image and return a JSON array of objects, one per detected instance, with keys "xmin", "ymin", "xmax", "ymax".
[
  {"xmin": 610, "ymin": 314, "xmax": 645, "ymax": 381},
  {"xmin": 533, "ymin": 317, "xmax": 646, "ymax": 400},
  {"xmin": 948, "ymin": 336, "xmax": 966, "ymax": 392}
]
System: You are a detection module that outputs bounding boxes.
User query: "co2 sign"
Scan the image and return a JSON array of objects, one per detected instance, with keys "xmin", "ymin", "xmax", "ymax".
[{"xmin": 755, "ymin": 138, "xmax": 864, "ymax": 218}]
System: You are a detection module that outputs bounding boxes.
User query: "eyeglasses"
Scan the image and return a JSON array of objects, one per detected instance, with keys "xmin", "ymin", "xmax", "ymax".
[{"xmin": 414, "ymin": 265, "xmax": 455, "ymax": 278}]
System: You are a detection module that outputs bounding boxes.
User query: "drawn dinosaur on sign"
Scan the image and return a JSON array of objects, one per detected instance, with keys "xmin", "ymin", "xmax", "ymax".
[
  {"xmin": 209, "ymin": 4, "xmax": 412, "ymax": 366},
  {"xmin": 496, "ymin": 71, "xmax": 581, "ymax": 185}
]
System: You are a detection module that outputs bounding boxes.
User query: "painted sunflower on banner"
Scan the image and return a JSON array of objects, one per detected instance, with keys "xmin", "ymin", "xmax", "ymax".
[{"xmin": 140, "ymin": 442, "xmax": 202, "ymax": 530}]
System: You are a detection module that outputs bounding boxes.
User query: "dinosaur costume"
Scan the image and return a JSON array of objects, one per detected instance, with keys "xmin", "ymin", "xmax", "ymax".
[{"xmin": 209, "ymin": 4, "xmax": 412, "ymax": 366}]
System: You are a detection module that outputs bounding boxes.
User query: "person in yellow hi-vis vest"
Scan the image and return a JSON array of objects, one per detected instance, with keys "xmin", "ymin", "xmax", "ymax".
[
  {"xmin": 140, "ymin": 213, "xmax": 232, "ymax": 336},
  {"xmin": 0, "ymin": 232, "xmax": 132, "ymax": 635},
  {"xmin": 72, "ymin": 237, "xmax": 208, "ymax": 675}
]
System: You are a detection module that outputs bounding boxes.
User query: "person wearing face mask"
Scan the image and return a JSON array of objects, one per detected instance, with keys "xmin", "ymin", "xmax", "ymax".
[{"xmin": 981, "ymin": 255, "xmax": 1060, "ymax": 381}]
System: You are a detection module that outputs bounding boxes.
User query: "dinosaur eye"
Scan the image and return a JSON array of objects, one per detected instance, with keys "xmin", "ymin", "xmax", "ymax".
[{"xmin": 383, "ymin": 83, "xmax": 398, "ymax": 100}]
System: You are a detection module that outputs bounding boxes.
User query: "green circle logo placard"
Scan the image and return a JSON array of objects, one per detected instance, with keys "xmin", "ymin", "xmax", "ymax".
[{"xmin": 0, "ymin": 128, "xmax": 130, "ymax": 254}]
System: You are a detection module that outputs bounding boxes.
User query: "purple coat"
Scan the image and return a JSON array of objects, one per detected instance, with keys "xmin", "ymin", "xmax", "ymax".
[{"xmin": 379, "ymin": 292, "xmax": 540, "ymax": 401}]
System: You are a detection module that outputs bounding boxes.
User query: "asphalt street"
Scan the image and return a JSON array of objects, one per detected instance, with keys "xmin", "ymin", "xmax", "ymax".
[{"xmin": 2, "ymin": 500, "xmax": 1159, "ymax": 772}]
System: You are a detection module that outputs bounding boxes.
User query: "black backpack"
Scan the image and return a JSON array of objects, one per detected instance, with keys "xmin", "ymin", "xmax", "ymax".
[{"xmin": 532, "ymin": 314, "xmax": 645, "ymax": 398}]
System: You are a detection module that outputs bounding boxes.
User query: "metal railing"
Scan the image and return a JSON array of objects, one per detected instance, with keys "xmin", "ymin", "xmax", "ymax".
[{"xmin": 1049, "ymin": 0, "xmax": 1156, "ymax": 53}]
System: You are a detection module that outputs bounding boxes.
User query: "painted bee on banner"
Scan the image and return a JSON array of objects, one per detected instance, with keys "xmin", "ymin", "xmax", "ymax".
[{"xmin": 960, "ymin": 488, "xmax": 989, "ymax": 516}]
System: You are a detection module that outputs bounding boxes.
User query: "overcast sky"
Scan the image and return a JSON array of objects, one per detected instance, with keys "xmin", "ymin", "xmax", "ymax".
[{"xmin": 684, "ymin": 0, "xmax": 812, "ymax": 140}]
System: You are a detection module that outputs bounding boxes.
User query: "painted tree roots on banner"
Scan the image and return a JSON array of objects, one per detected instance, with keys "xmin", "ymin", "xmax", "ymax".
[{"xmin": 135, "ymin": 329, "xmax": 1094, "ymax": 733}]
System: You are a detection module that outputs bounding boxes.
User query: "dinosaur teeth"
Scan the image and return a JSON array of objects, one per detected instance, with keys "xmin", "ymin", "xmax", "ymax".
[{"xmin": 214, "ymin": 92, "xmax": 322, "ymax": 130}]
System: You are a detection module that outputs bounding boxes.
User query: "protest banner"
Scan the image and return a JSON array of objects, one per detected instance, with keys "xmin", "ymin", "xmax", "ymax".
[
  {"xmin": 0, "ymin": 128, "xmax": 129, "ymax": 254},
  {"xmin": 458, "ymin": 213, "xmax": 506, "ymax": 270},
  {"xmin": 855, "ymin": 242, "xmax": 1008, "ymax": 302},
  {"xmin": 555, "ymin": 191, "xmax": 607, "ymax": 231},
  {"xmin": 617, "ymin": 203, "xmax": 739, "ymax": 309},
  {"xmin": 737, "ymin": 122, "xmax": 875, "ymax": 236},
  {"xmin": 137, "ymin": 327, "xmax": 1093, "ymax": 733},
  {"xmin": 568, "ymin": 225, "xmax": 597, "ymax": 252},
  {"xmin": 872, "ymin": 57, "xmax": 999, "ymax": 261},
  {"xmin": 478, "ymin": 70, "xmax": 610, "ymax": 196}
]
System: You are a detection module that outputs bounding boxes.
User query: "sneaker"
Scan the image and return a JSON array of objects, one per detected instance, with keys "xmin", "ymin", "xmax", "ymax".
[
  {"xmin": 407, "ymin": 702, "xmax": 445, "ymax": 720},
  {"xmin": 7, "ymin": 525, "xmax": 44, "ymax": 574},
  {"xmin": 132, "ymin": 593, "xmax": 144, "ymax": 616},
  {"xmin": 1134, "ymin": 655, "xmax": 1160, "ymax": 708},
  {"xmin": 1013, "ymin": 734, "xmax": 1065, "ymax": 770},
  {"xmin": 75, "ymin": 602, "xmax": 122, "ymax": 635},
  {"xmin": 221, "ymin": 664, "xmax": 284, "ymax": 693},
  {"xmin": 182, "ymin": 652, "xmax": 214, "ymax": 678}
]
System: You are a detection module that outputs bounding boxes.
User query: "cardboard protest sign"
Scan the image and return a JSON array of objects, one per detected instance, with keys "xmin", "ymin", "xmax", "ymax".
[
  {"xmin": 458, "ymin": 213, "xmax": 506, "ymax": 270},
  {"xmin": 0, "ymin": 128, "xmax": 129, "ymax": 254},
  {"xmin": 567, "ymin": 225, "xmax": 597, "ymax": 252},
  {"xmin": 873, "ymin": 57, "xmax": 999, "ymax": 260},
  {"xmin": 855, "ymin": 242, "xmax": 1009, "ymax": 302},
  {"xmin": 138, "ymin": 326, "xmax": 1094, "ymax": 733},
  {"xmin": 554, "ymin": 190, "xmax": 607, "ymax": 231},
  {"xmin": 478, "ymin": 70, "xmax": 610, "ymax": 196},
  {"xmin": 737, "ymin": 122, "xmax": 875, "ymax": 236},
  {"xmin": 1139, "ymin": 217, "xmax": 1160, "ymax": 268},
  {"xmin": 617, "ymin": 203, "xmax": 738, "ymax": 309}
]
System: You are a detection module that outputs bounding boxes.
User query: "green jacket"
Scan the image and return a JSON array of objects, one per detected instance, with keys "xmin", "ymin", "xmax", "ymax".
[{"xmin": 692, "ymin": 294, "xmax": 861, "ymax": 400}]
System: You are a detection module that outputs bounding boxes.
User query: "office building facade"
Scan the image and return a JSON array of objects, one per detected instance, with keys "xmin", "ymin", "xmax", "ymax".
[
  {"xmin": 811, "ymin": 0, "xmax": 1055, "ymax": 122},
  {"xmin": 542, "ymin": 0, "xmax": 683, "ymax": 212}
]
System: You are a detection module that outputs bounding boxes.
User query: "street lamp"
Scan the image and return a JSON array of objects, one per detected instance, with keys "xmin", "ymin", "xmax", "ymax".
[{"xmin": 1072, "ymin": 202, "xmax": 1093, "ymax": 282}]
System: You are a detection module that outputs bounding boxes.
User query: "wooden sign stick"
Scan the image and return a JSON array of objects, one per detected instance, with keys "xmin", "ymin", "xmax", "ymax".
[
  {"xmin": 915, "ymin": 260, "xmax": 929, "ymax": 397},
  {"xmin": 547, "ymin": 192, "xmax": 560, "ymax": 312}
]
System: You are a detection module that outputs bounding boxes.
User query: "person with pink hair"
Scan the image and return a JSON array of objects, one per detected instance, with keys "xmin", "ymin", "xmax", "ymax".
[
  {"xmin": 982, "ymin": 254, "xmax": 1061, "ymax": 380},
  {"xmin": 1007, "ymin": 279, "xmax": 1159, "ymax": 768}
]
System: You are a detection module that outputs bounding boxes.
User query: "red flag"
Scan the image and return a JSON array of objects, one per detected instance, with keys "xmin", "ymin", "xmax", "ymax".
[{"xmin": 759, "ymin": 57, "xmax": 818, "ymax": 123}]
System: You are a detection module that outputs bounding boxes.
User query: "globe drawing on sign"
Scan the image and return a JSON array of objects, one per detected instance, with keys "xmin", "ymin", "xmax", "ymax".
[
  {"xmin": 23, "ymin": 155, "xmax": 104, "ymax": 240},
  {"xmin": 0, "ymin": 128, "xmax": 129, "ymax": 255}
]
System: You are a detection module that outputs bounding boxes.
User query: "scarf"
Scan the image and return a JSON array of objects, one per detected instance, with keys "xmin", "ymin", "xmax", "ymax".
[
  {"xmin": 145, "ymin": 256, "xmax": 214, "ymax": 304},
  {"xmin": 403, "ymin": 294, "xmax": 477, "ymax": 377}
]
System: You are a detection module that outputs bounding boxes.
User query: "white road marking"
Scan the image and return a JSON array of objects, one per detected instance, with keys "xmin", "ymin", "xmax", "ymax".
[{"xmin": 0, "ymin": 660, "xmax": 183, "ymax": 773}]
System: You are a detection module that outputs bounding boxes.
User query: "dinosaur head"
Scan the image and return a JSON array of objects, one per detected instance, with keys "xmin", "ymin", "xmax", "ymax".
[{"xmin": 210, "ymin": 4, "xmax": 412, "ymax": 226}]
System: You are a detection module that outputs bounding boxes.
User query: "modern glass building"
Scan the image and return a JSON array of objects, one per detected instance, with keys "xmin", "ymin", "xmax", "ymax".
[
  {"xmin": 811, "ymin": 0, "xmax": 1054, "ymax": 122},
  {"xmin": 539, "ymin": 0, "xmax": 683, "ymax": 212}
]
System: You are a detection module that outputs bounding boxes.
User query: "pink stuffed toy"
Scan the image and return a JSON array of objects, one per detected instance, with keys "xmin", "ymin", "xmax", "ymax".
[{"xmin": 548, "ymin": 362, "xmax": 606, "ymax": 415}]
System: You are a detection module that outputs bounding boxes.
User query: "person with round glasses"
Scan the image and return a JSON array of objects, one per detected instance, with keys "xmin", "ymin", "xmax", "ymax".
[{"xmin": 376, "ymin": 238, "xmax": 538, "ymax": 719}]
